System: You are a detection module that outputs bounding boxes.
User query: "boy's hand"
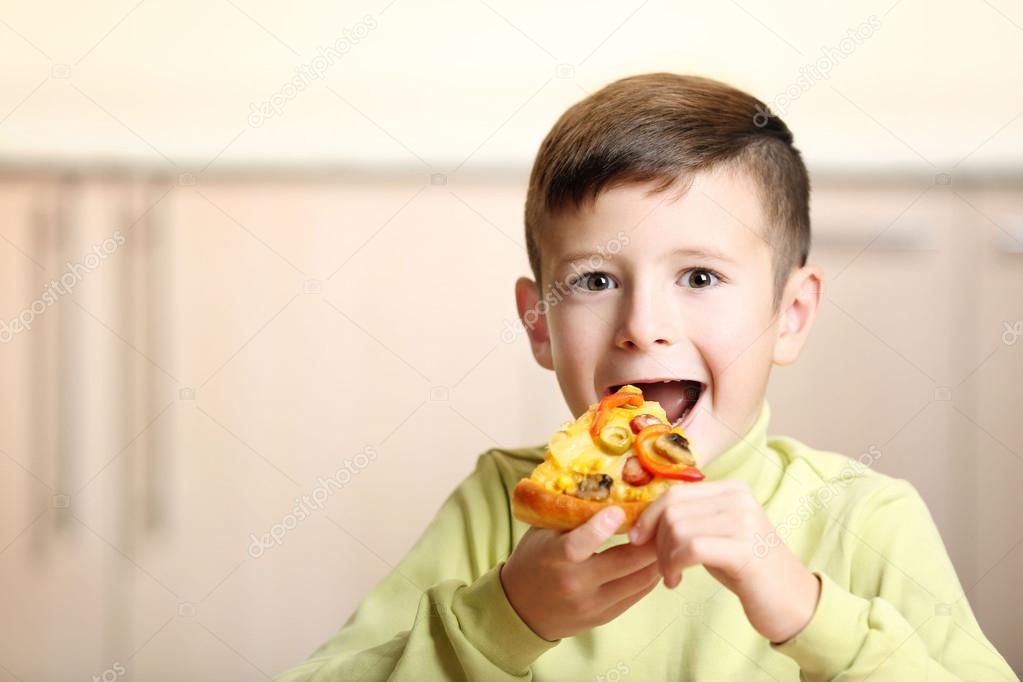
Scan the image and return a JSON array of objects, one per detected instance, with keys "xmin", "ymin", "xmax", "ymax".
[
  {"xmin": 629, "ymin": 479, "xmax": 821, "ymax": 644},
  {"xmin": 500, "ymin": 506, "xmax": 662, "ymax": 641}
]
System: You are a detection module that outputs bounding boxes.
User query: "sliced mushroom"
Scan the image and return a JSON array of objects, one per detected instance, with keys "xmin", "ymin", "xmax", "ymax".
[
  {"xmin": 573, "ymin": 473, "xmax": 612, "ymax": 500},
  {"xmin": 653, "ymin": 432, "xmax": 695, "ymax": 467}
]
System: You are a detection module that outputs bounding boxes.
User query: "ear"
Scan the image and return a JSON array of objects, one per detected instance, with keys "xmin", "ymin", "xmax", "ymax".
[
  {"xmin": 514, "ymin": 277, "xmax": 554, "ymax": 370},
  {"xmin": 773, "ymin": 264, "xmax": 823, "ymax": 366}
]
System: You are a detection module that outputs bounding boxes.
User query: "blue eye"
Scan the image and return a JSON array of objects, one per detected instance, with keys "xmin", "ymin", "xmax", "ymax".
[
  {"xmin": 679, "ymin": 269, "xmax": 720, "ymax": 289},
  {"xmin": 571, "ymin": 272, "xmax": 618, "ymax": 291}
]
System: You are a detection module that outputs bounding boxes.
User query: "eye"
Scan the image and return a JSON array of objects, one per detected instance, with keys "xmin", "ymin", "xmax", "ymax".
[
  {"xmin": 679, "ymin": 268, "xmax": 720, "ymax": 289},
  {"xmin": 570, "ymin": 272, "xmax": 618, "ymax": 291}
]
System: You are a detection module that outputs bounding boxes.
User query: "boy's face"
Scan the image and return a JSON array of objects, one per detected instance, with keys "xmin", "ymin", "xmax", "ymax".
[{"xmin": 516, "ymin": 166, "xmax": 821, "ymax": 461}]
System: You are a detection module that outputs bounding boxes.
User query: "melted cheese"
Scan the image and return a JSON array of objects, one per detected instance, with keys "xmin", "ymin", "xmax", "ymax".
[{"xmin": 529, "ymin": 395, "xmax": 686, "ymax": 503}]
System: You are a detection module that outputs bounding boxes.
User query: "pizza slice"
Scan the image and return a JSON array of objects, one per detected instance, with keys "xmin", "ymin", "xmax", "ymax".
[{"xmin": 512, "ymin": 385, "xmax": 704, "ymax": 533}]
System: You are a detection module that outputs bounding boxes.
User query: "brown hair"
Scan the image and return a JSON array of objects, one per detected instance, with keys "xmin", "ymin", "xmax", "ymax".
[{"xmin": 524, "ymin": 73, "xmax": 810, "ymax": 301}]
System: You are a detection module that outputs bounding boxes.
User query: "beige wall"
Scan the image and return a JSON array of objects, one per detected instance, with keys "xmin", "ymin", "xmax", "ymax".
[
  {"xmin": 0, "ymin": 171, "xmax": 1020, "ymax": 680},
  {"xmin": 1, "ymin": 2, "xmax": 1022, "ymax": 170}
]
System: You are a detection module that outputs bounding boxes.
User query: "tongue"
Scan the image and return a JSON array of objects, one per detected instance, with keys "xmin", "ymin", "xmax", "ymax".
[{"xmin": 633, "ymin": 381, "xmax": 699, "ymax": 424}]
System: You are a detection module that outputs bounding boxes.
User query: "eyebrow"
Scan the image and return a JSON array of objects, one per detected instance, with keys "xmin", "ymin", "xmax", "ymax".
[
  {"xmin": 554, "ymin": 251, "xmax": 605, "ymax": 270},
  {"xmin": 669, "ymin": 246, "xmax": 737, "ymax": 264},
  {"xmin": 554, "ymin": 245, "xmax": 737, "ymax": 271}
]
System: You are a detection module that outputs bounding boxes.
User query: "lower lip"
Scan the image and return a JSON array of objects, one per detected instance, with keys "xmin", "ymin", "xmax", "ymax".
[{"xmin": 672, "ymin": 384, "xmax": 706, "ymax": 431}]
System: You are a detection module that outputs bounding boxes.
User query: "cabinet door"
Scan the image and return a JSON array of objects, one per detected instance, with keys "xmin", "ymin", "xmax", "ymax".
[
  {"xmin": 769, "ymin": 180, "xmax": 974, "ymax": 564},
  {"xmin": 965, "ymin": 184, "xmax": 1023, "ymax": 671},
  {"xmin": 0, "ymin": 176, "xmax": 180, "ymax": 681}
]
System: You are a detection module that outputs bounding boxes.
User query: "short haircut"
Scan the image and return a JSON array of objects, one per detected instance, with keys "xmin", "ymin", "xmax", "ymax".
[{"xmin": 524, "ymin": 73, "xmax": 810, "ymax": 301}]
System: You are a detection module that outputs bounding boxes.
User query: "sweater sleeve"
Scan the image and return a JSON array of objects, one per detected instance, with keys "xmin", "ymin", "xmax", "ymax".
[
  {"xmin": 771, "ymin": 478, "xmax": 1018, "ymax": 681},
  {"xmin": 272, "ymin": 451, "xmax": 558, "ymax": 681}
]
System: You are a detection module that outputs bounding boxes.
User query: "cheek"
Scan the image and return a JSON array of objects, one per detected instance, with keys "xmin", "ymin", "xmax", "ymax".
[
  {"xmin": 548, "ymin": 304, "xmax": 609, "ymax": 417},
  {"xmin": 700, "ymin": 299, "xmax": 777, "ymax": 396},
  {"xmin": 547, "ymin": 304, "xmax": 607, "ymax": 384},
  {"xmin": 549, "ymin": 302, "xmax": 611, "ymax": 354}
]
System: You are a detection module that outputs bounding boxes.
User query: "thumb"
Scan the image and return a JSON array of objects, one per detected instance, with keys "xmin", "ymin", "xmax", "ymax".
[{"xmin": 562, "ymin": 506, "xmax": 625, "ymax": 563}]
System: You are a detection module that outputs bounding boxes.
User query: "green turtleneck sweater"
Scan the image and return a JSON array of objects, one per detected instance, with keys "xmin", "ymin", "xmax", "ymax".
[{"xmin": 274, "ymin": 401, "xmax": 1016, "ymax": 681}]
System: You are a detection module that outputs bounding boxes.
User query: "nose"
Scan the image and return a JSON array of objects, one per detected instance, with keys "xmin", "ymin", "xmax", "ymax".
[{"xmin": 613, "ymin": 284, "xmax": 678, "ymax": 351}]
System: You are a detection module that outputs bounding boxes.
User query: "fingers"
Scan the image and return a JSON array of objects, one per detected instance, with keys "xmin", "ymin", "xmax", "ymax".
[
  {"xmin": 629, "ymin": 480, "xmax": 749, "ymax": 545},
  {"xmin": 653, "ymin": 502, "xmax": 750, "ymax": 588},
  {"xmin": 651, "ymin": 512, "xmax": 734, "ymax": 555},
  {"xmin": 629, "ymin": 495, "xmax": 726, "ymax": 546},
  {"xmin": 599, "ymin": 560, "xmax": 661, "ymax": 603},
  {"xmin": 593, "ymin": 570, "xmax": 661, "ymax": 624},
  {"xmin": 660, "ymin": 535, "xmax": 746, "ymax": 588},
  {"xmin": 519, "ymin": 525, "xmax": 557, "ymax": 544},
  {"xmin": 590, "ymin": 539, "xmax": 658, "ymax": 582},
  {"xmin": 561, "ymin": 506, "xmax": 625, "ymax": 563}
]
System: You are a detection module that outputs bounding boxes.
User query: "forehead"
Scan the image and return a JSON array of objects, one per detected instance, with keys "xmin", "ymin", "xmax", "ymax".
[{"xmin": 540, "ymin": 166, "xmax": 771, "ymax": 275}]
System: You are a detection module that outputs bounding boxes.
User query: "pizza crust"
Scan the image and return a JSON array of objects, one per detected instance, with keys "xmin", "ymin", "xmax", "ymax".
[{"xmin": 511, "ymin": 478, "xmax": 651, "ymax": 534}]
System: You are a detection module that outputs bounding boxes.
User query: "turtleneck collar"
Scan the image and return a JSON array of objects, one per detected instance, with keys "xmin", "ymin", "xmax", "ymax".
[{"xmin": 699, "ymin": 400, "xmax": 784, "ymax": 506}]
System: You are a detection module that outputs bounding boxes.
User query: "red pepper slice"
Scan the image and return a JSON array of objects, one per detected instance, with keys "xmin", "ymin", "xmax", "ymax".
[
  {"xmin": 589, "ymin": 391, "xmax": 644, "ymax": 440},
  {"xmin": 634, "ymin": 424, "xmax": 705, "ymax": 481}
]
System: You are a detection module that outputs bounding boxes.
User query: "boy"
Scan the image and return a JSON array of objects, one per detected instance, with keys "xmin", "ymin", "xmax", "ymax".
[{"xmin": 276, "ymin": 74, "xmax": 1016, "ymax": 680}]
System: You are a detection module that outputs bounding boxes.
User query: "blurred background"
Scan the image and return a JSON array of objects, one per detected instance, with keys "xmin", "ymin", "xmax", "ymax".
[{"xmin": 1, "ymin": 0, "xmax": 1022, "ymax": 679}]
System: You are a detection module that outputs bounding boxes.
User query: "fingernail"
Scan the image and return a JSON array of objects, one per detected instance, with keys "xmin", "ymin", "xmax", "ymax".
[{"xmin": 629, "ymin": 526, "xmax": 642, "ymax": 543}]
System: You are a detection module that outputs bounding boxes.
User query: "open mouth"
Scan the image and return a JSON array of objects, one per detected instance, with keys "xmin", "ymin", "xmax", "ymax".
[{"xmin": 605, "ymin": 379, "xmax": 706, "ymax": 430}]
